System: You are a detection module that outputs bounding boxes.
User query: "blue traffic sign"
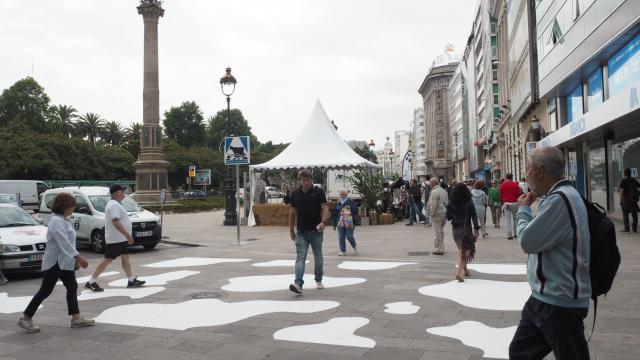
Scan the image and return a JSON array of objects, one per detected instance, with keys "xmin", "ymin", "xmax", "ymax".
[{"xmin": 224, "ymin": 136, "xmax": 250, "ymax": 165}]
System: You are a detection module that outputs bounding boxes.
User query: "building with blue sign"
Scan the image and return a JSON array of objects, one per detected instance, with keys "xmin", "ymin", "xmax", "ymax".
[{"xmin": 536, "ymin": 0, "xmax": 640, "ymax": 217}]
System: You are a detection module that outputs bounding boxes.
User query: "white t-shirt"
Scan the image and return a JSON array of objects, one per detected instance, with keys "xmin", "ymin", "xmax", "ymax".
[
  {"xmin": 520, "ymin": 182, "xmax": 530, "ymax": 194},
  {"xmin": 104, "ymin": 199, "xmax": 132, "ymax": 244}
]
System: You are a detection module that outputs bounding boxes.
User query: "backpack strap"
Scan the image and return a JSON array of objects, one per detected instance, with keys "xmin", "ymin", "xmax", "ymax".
[
  {"xmin": 551, "ymin": 190, "xmax": 597, "ymax": 342},
  {"xmin": 549, "ymin": 191, "xmax": 580, "ymax": 300}
]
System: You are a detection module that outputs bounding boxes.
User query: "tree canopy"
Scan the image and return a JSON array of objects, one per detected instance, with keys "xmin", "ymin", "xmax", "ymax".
[
  {"xmin": 0, "ymin": 77, "xmax": 51, "ymax": 131},
  {"xmin": 163, "ymin": 101, "xmax": 206, "ymax": 147}
]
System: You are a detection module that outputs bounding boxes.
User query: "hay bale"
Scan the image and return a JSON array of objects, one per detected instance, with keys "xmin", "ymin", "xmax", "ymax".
[
  {"xmin": 252, "ymin": 204, "xmax": 290, "ymax": 226},
  {"xmin": 378, "ymin": 213, "xmax": 394, "ymax": 225}
]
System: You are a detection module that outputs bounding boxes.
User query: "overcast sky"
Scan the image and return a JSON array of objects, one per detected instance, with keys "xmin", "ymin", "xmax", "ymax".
[{"xmin": 0, "ymin": 0, "xmax": 476, "ymax": 150}]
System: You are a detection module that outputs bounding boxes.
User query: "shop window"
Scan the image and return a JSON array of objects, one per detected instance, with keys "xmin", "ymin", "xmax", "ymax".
[
  {"xmin": 608, "ymin": 33, "xmax": 640, "ymax": 98},
  {"xmin": 612, "ymin": 138, "xmax": 640, "ymax": 210},
  {"xmin": 587, "ymin": 68, "xmax": 603, "ymax": 111},
  {"xmin": 589, "ymin": 146, "xmax": 607, "ymax": 206},
  {"xmin": 567, "ymin": 85, "xmax": 584, "ymax": 123}
]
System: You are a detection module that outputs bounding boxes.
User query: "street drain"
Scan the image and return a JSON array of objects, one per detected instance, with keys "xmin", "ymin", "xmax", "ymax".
[
  {"xmin": 408, "ymin": 252, "xmax": 430, "ymax": 256},
  {"xmin": 188, "ymin": 291, "xmax": 227, "ymax": 299}
]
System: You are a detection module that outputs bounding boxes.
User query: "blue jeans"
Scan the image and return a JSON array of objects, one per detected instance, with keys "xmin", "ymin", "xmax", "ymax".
[
  {"xmin": 409, "ymin": 201, "xmax": 426, "ymax": 224},
  {"xmin": 337, "ymin": 226, "xmax": 356, "ymax": 252},
  {"xmin": 294, "ymin": 230, "xmax": 323, "ymax": 288}
]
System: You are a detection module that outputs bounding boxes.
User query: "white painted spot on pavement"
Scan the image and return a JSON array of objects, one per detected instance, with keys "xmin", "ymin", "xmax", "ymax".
[
  {"xmin": 337, "ymin": 261, "xmax": 417, "ymax": 270},
  {"xmin": 0, "ymin": 293, "xmax": 40, "ymax": 314},
  {"xmin": 221, "ymin": 274, "xmax": 366, "ymax": 292},
  {"xmin": 462, "ymin": 263, "xmax": 527, "ymax": 275},
  {"xmin": 108, "ymin": 270, "xmax": 199, "ymax": 287},
  {"xmin": 144, "ymin": 257, "xmax": 250, "ymax": 268},
  {"xmin": 94, "ymin": 299, "xmax": 339, "ymax": 330},
  {"xmin": 252, "ymin": 260, "xmax": 308, "ymax": 267},
  {"xmin": 77, "ymin": 287, "xmax": 165, "ymax": 301},
  {"xmin": 384, "ymin": 301, "xmax": 420, "ymax": 314},
  {"xmin": 57, "ymin": 271, "xmax": 120, "ymax": 286},
  {"xmin": 274, "ymin": 317, "xmax": 375, "ymax": 348},
  {"xmin": 427, "ymin": 321, "xmax": 517, "ymax": 359},
  {"xmin": 418, "ymin": 279, "xmax": 530, "ymax": 311}
]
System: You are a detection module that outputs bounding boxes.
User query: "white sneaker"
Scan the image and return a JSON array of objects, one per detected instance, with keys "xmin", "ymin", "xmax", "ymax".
[
  {"xmin": 289, "ymin": 283, "xmax": 302, "ymax": 295},
  {"xmin": 316, "ymin": 282, "xmax": 324, "ymax": 289},
  {"xmin": 338, "ymin": 251, "xmax": 346, "ymax": 256},
  {"xmin": 353, "ymin": 248, "xmax": 357, "ymax": 256},
  {"xmin": 17, "ymin": 317, "xmax": 40, "ymax": 333}
]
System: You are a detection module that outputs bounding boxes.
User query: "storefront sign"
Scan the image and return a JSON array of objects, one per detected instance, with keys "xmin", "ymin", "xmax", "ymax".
[{"xmin": 569, "ymin": 117, "xmax": 587, "ymax": 138}]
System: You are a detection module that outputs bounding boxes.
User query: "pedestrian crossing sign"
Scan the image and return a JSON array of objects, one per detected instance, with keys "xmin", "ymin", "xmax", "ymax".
[{"xmin": 225, "ymin": 136, "xmax": 250, "ymax": 165}]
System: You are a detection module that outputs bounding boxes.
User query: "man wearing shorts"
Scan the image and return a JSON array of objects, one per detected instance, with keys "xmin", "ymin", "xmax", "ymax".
[{"xmin": 85, "ymin": 185, "xmax": 145, "ymax": 292}]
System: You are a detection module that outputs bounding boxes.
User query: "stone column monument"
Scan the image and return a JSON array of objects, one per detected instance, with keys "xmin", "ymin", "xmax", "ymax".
[{"xmin": 133, "ymin": 0, "xmax": 170, "ymax": 204}]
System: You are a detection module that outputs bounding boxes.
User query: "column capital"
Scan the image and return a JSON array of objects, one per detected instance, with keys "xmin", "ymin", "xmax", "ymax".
[{"xmin": 137, "ymin": 1, "xmax": 164, "ymax": 18}]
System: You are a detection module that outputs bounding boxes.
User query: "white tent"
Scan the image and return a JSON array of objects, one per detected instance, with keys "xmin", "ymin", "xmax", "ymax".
[
  {"xmin": 246, "ymin": 100, "xmax": 381, "ymax": 226},
  {"xmin": 250, "ymin": 100, "xmax": 382, "ymax": 171}
]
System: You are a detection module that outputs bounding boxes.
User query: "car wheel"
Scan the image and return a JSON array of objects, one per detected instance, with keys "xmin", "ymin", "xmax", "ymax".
[
  {"xmin": 91, "ymin": 229, "xmax": 106, "ymax": 254},
  {"xmin": 143, "ymin": 243, "xmax": 157, "ymax": 250}
]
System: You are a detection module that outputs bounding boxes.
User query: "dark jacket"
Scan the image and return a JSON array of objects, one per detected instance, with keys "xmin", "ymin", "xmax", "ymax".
[
  {"xmin": 446, "ymin": 201, "xmax": 480, "ymax": 230},
  {"xmin": 333, "ymin": 198, "xmax": 360, "ymax": 225}
]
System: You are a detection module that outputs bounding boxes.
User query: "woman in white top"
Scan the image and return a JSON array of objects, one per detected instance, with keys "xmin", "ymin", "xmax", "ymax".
[
  {"xmin": 18, "ymin": 193, "xmax": 94, "ymax": 333},
  {"xmin": 470, "ymin": 180, "xmax": 489, "ymax": 238}
]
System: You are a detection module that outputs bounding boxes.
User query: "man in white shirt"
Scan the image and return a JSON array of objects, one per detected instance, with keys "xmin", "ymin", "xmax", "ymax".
[
  {"xmin": 519, "ymin": 178, "xmax": 530, "ymax": 194},
  {"xmin": 85, "ymin": 185, "xmax": 145, "ymax": 292}
]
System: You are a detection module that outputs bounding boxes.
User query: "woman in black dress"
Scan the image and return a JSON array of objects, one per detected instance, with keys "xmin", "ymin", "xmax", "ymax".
[{"xmin": 446, "ymin": 183, "xmax": 480, "ymax": 282}]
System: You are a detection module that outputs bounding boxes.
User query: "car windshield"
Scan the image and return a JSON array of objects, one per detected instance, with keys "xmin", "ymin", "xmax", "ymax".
[
  {"xmin": 0, "ymin": 194, "xmax": 18, "ymax": 203},
  {"xmin": 0, "ymin": 207, "xmax": 39, "ymax": 227},
  {"xmin": 89, "ymin": 196, "xmax": 142, "ymax": 213}
]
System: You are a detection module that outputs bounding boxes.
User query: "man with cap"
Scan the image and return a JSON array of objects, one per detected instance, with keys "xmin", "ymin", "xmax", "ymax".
[{"xmin": 85, "ymin": 185, "xmax": 145, "ymax": 292}]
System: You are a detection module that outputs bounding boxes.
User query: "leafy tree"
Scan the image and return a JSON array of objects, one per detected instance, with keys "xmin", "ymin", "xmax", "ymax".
[
  {"xmin": 101, "ymin": 120, "xmax": 124, "ymax": 146},
  {"xmin": 48, "ymin": 104, "xmax": 77, "ymax": 137},
  {"xmin": 77, "ymin": 112, "xmax": 105, "ymax": 145},
  {"xmin": 206, "ymin": 108, "xmax": 258, "ymax": 151},
  {"xmin": 353, "ymin": 146, "xmax": 378, "ymax": 164},
  {"xmin": 163, "ymin": 139, "xmax": 223, "ymax": 189},
  {"xmin": 0, "ymin": 127, "xmax": 134, "ymax": 180},
  {"xmin": 0, "ymin": 77, "xmax": 51, "ymax": 131},
  {"xmin": 163, "ymin": 101, "xmax": 206, "ymax": 147}
]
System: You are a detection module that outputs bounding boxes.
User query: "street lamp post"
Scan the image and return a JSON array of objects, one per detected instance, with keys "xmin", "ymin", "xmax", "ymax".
[{"xmin": 220, "ymin": 67, "xmax": 237, "ymax": 226}]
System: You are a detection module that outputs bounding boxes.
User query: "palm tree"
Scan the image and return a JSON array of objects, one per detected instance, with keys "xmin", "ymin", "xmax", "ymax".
[
  {"xmin": 124, "ymin": 122, "xmax": 143, "ymax": 143},
  {"xmin": 101, "ymin": 121, "xmax": 124, "ymax": 146},
  {"xmin": 123, "ymin": 122, "xmax": 143, "ymax": 157},
  {"xmin": 48, "ymin": 104, "xmax": 77, "ymax": 137},
  {"xmin": 77, "ymin": 112, "xmax": 104, "ymax": 145}
]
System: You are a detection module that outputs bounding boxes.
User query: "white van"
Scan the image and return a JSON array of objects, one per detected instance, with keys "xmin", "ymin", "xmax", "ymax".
[
  {"xmin": 0, "ymin": 180, "xmax": 49, "ymax": 212},
  {"xmin": 39, "ymin": 186, "xmax": 161, "ymax": 253}
]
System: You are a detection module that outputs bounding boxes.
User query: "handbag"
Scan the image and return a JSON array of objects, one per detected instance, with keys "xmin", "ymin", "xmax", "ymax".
[{"xmin": 337, "ymin": 205, "xmax": 354, "ymax": 229}]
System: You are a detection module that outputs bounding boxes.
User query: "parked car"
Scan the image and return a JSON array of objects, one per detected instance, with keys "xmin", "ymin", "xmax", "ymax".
[
  {"xmin": 39, "ymin": 187, "xmax": 161, "ymax": 253},
  {"xmin": 0, "ymin": 193, "xmax": 21, "ymax": 207},
  {"xmin": 183, "ymin": 190, "xmax": 206, "ymax": 199},
  {"xmin": 0, "ymin": 180, "xmax": 49, "ymax": 212},
  {"xmin": 0, "ymin": 204, "xmax": 48, "ymax": 272},
  {"xmin": 265, "ymin": 186, "xmax": 282, "ymax": 198}
]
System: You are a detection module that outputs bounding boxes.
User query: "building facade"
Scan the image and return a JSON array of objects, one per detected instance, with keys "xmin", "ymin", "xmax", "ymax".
[
  {"xmin": 537, "ymin": 0, "xmax": 640, "ymax": 217},
  {"xmin": 412, "ymin": 108, "xmax": 427, "ymax": 179},
  {"xmin": 418, "ymin": 48, "xmax": 459, "ymax": 182},
  {"xmin": 378, "ymin": 136, "xmax": 395, "ymax": 178},
  {"xmin": 448, "ymin": 62, "xmax": 470, "ymax": 181}
]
